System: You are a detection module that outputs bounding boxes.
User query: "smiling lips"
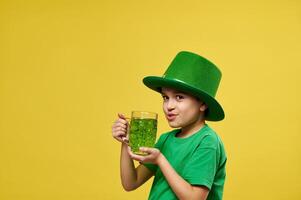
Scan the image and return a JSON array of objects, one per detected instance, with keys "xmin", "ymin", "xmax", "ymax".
[{"xmin": 167, "ymin": 113, "xmax": 177, "ymax": 121}]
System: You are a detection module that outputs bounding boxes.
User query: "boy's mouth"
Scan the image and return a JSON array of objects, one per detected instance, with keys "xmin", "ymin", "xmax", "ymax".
[{"xmin": 167, "ymin": 113, "xmax": 177, "ymax": 121}]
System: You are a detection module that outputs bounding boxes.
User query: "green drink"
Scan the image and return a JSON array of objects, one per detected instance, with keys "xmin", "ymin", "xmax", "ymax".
[{"xmin": 129, "ymin": 111, "xmax": 158, "ymax": 155}]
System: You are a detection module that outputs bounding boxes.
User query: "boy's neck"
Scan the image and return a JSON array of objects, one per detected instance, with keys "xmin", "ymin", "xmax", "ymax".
[{"xmin": 177, "ymin": 120, "xmax": 206, "ymax": 138}]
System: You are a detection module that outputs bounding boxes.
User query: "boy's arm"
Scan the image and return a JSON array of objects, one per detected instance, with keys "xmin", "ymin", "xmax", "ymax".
[
  {"xmin": 120, "ymin": 143, "xmax": 154, "ymax": 191},
  {"xmin": 112, "ymin": 113, "xmax": 154, "ymax": 191},
  {"xmin": 129, "ymin": 147, "xmax": 209, "ymax": 200}
]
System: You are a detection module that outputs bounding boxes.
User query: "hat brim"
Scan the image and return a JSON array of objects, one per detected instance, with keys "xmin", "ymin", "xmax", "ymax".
[{"xmin": 143, "ymin": 76, "xmax": 225, "ymax": 121}]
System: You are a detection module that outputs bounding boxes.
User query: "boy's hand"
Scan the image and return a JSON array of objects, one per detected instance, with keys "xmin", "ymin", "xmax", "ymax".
[
  {"xmin": 112, "ymin": 113, "xmax": 129, "ymax": 144},
  {"xmin": 127, "ymin": 146, "xmax": 163, "ymax": 165}
]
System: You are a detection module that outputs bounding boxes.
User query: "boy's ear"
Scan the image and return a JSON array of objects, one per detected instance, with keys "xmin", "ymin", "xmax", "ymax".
[{"xmin": 200, "ymin": 103, "xmax": 208, "ymax": 112}]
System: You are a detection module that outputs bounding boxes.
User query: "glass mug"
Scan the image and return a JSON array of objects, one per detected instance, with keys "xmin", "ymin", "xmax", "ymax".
[{"xmin": 128, "ymin": 111, "xmax": 158, "ymax": 155}]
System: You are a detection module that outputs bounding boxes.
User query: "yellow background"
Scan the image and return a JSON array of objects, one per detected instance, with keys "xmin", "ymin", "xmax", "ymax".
[{"xmin": 1, "ymin": 0, "xmax": 300, "ymax": 199}]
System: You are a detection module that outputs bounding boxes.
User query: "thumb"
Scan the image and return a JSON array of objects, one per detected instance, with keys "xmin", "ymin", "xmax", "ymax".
[
  {"xmin": 139, "ymin": 147, "xmax": 153, "ymax": 154},
  {"xmin": 118, "ymin": 113, "xmax": 126, "ymax": 119}
]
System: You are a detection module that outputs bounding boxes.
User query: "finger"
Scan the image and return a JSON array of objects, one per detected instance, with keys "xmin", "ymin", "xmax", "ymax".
[
  {"xmin": 112, "ymin": 131, "xmax": 124, "ymax": 139},
  {"xmin": 115, "ymin": 137, "xmax": 123, "ymax": 143},
  {"xmin": 118, "ymin": 113, "xmax": 129, "ymax": 120},
  {"xmin": 127, "ymin": 147, "xmax": 150, "ymax": 162},
  {"xmin": 127, "ymin": 146, "xmax": 137, "ymax": 158},
  {"xmin": 112, "ymin": 125, "xmax": 126, "ymax": 131},
  {"xmin": 118, "ymin": 123, "xmax": 127, "ymax": 129},
  {"xmin": 132, "ymin": 155, "xmax": 145, "ymax": 162},
  {"xmin": 118, "ymin": 118, "xmax": 128, "ymax": 125},
  {"xmin": 128, "ymin": 150, "xmax": 145, "ymax": 162},
  {"xmin": 112, "ymin": 133, "xmax": 125, "ymax": 141},
  {"xmin": 113, "ymin": 119, "xmax": 125, "ymax": 126},
  {"xmin": 118, "ymin": 113, "xmax": 130, "ymax": 124},
  {"xmin": 118, "ymin": 113, "xmax": 125, "ymax": 118},
  {"xmin": 113, "ymin": 133, "xmax": 124, "ymax": 142},
  {"xmin": 114, "ymin": 131, "xmax": 126, "ymax": 138},
  {"xmin": 113, "ymin": 126, "xmax": 126, "ymax": 132},
  {"xmin": 112, "ymin": 123, "xmax": 127, "ymax": 132},
  {"xmin": 113, "ymin": 117, "xmax": 127, "ymax": 126},
  {"xmin": 116, "ymin": 135, "xmax": 129, "ymax": 143},
  {"xmin": 139, "ymin": 147, "xmax": 153, "ymax": 154},
  {"xmin": 122, "ymin": 138, "xmax": 129, "ymax": 144}
]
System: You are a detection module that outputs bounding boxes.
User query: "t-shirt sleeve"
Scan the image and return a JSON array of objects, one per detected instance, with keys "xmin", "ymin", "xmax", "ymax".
[
  {"xmin": 142, "ymin": 133, "xmax": 168, "ymax": 172},
  {"xmin": 182, "ymin": 134, "xmax": 218, "ymax": 190}
]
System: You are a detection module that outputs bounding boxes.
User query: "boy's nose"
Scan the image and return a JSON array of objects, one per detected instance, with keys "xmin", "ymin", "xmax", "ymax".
[{"xmin": 167, "ymin": 99, "xmax": 176, "ymax": 110}]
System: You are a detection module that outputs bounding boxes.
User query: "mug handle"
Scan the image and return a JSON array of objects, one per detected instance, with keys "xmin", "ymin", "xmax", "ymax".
[{"xmin": 122, "ymin": 116, "xmax": 131, "ymax": 144}]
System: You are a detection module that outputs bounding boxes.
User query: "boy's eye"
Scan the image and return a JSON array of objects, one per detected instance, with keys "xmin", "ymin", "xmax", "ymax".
[
  {"xmin": 162, "ymin": 95, "xmax": 168, "ymax": 100},
  {"xmin": 176, "ymin": 95, "xmax": 184, "ymax": 100}
]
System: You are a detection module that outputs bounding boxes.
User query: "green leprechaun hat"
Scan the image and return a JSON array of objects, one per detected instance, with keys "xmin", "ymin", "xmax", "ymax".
[{"xmin": 143, "ymin": 51, "xmax": 225, "ymax": 121}]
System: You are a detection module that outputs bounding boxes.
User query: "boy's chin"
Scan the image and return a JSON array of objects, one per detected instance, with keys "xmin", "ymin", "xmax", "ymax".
[{"xmin": 168, "ymin": 122, "xmax": 181, "ymax": 128}]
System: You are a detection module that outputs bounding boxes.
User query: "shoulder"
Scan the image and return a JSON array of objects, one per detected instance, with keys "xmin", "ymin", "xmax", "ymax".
[
  {"xmin": 198, "ymin": 127, "xmax": 222, "ymax": 150},
  {"xmin": 158, "ymin": 129, "xmax": 179, "ymax": 141}
]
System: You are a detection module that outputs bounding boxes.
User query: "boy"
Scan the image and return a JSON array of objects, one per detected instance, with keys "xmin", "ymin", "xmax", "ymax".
[{"xmin": 112, "ymin": 51, "xmax": 227, "ymax": 200}]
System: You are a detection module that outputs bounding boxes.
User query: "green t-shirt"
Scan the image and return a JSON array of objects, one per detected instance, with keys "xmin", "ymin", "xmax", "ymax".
[{"xmin": 143, "ymin": 124, "xmax": 227, "ymax": 200}]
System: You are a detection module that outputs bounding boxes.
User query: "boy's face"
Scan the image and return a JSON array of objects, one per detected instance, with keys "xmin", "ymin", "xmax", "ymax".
[{"xmin": 161, "ymin": 87, "xmax": 207, "ymax": 128}]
